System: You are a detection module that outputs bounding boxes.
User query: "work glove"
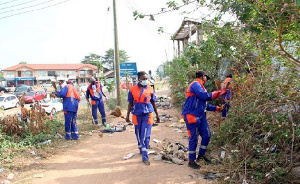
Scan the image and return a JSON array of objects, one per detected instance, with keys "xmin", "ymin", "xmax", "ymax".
[{"xmin": 211, "ymin": 88, "xmax": 228, "ymax": 100}]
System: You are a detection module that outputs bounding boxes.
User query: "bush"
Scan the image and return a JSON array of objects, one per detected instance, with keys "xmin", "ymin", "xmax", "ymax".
[
  {"xmin": 106, "ymin": 90, "xmax": 128, "ymax": 110},
  {"xmin": 212, "ymin": 66, "xmax": 300, "ymax": 183}
]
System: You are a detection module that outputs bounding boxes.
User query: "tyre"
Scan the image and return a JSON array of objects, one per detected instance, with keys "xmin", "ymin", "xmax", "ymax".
[{"xmin": 15, "ymin": 102, "xmax": 20, "ymax": 108}]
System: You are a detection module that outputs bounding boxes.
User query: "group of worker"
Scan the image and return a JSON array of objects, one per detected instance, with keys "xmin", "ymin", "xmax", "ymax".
[
  {"xmin": 54, "ymin": 69, "xmax": 232, "ymax": 168},
  {"xmin": 54, "ymin": 77, "xmax": 107, "ymax": 140}
]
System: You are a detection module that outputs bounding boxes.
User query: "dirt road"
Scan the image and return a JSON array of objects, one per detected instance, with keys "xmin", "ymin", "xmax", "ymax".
[{"xmin": 10, "ymin": 89, "xmax": 214, "ymax": 184}]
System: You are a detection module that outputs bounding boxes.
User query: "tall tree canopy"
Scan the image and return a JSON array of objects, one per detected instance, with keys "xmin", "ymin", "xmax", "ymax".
[
  {"xmin": 102, "ymin": 48, "xmax": 130, "ymax": 70},
  {"xmin": 81, "ymin": 53, "xmax": 103, "ymax": 72}
]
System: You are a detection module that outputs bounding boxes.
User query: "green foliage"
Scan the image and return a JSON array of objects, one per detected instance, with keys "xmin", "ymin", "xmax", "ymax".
[
  {"xmin": 0, "ymin": 119, "xmax": 63, "ymax": 158},
  {"xmin": 149, "ymin": 0, "xmax": 300, "ymax": 182},
  {"xmin": 102, "ymin": 48, "xmax": 130, "ymax": 70},
  {"xmin": 81, "ymin": 53, "xmax": 103, "ymax": 72},
  {"xmin": 0, "ymin": 71, "xmax": 3, "ymax": 81},
  {"xmin": 212, "ymin": 67, "xmax": 300, "ymax": 183},
  {"xmin": 105, "ymin": 79, "xmax": 115, "ymax": 94},
  {"xmin": 106, "ymin": 90, "xmax": 128, "ymax": 110}
]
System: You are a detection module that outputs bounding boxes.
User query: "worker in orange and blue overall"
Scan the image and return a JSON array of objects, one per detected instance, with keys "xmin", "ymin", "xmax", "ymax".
[
  {"xmin": 56, "ymin": 78, "xmax": 81, "ymax": 140},
  {"xmin": 182, "ymin": 70, "xmax": 228, "ymax": 169},
  {"xmin": 86, "ymin": 77, "xmax": 107, "ymax": 127},
  {"xmin": 221, "ymin": 74, "xmax": 233, "ymax": 118},
  {"xmin": 126, "ymin": 71, "xmax": 160, "ymax": 166}
]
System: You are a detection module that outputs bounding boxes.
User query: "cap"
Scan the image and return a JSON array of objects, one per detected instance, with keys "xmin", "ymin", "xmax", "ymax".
[{"xmin": 196, "ymin": 70, "xmax": 211, "ymax": 80}]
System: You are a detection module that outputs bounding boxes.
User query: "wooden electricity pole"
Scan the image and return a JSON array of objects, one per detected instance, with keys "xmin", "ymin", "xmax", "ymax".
[{"xmin": 113, "ymin": 0, "xmax": 121, "ymax": 106}]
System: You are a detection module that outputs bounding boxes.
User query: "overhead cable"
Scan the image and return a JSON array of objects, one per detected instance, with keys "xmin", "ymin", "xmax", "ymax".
[
  {"xmin": 0, "ymin": 0, "xmax": 40, "ymax": 10},
  {"xmin": 0, "ymin": 0, "xmax": 72, "ymax": 20},
  {"xmin": 0, "ymin": 0, "xmax": 20, "ymax": 6},
  {"xmin": 0, "ymin": 0, "xmax": 59, "ymax": 14}
]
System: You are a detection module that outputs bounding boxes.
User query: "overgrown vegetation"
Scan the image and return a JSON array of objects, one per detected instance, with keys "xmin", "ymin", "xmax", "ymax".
[
  {"xmin": 0, "ymin": 104, "xmax": 64, "ymax": 159},
  {"xmin": 106, "ymin": 90, "xmax": 128, "ymax": 110},
  {"xmin": 143, "ymin": 0, "xmax": 300, "ymax": 183}
]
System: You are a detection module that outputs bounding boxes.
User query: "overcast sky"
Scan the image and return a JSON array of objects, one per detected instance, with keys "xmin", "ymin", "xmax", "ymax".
[{"xmin": 0, "ymin": 0, "xmax": 203, "ymax": 74}]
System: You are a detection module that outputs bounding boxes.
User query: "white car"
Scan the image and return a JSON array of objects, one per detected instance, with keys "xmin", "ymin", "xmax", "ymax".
[
  {"xmin": 0, "ymin": 94, "xmax": 19, "ymax": 110},
  {"xmin": 40, "ymin": 98, "xmax": 63, "ymax": 114}
]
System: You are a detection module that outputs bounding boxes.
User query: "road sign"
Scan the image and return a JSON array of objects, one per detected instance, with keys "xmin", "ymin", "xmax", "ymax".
[{"xmin": 119, "ymin": 62, "xmax": 137, "ymax": 77}]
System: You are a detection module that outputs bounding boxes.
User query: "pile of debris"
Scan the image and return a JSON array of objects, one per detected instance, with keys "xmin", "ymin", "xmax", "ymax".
[
  {"xmin": 150, "ymin": 138, "xmax": 189, "ymax": 165},
  {"xmin": 156, "ymin": 96, "xmax": 173, "ymax": 109},
  {"xmin": 155, "ymin": 114, "xmax": 174, "ymax": 123}
]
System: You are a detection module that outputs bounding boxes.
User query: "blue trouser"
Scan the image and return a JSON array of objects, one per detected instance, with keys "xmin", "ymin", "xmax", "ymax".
[
  {"xmin": 221, "ymin": 103, "xmax": 230, "ymax": 117},
  {"xmin": 92, "ymin": 99, "xmax": 106, "ymax": 124},
  {"xmin": 64, "ymin": 111, "xmax": 79, "ymax": 140},
  {"xmin": 183, "ymin": 114, "xmax": 211, "ymax": 161},
  {"xmin": 133, "ymin": 114, "xmax": 152, "ymax": 161}
]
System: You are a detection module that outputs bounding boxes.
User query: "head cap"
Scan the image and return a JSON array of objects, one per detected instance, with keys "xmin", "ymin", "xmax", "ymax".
[{"xmin": 196, "ymin": 70, "xmax": 211, "ymax": 80}]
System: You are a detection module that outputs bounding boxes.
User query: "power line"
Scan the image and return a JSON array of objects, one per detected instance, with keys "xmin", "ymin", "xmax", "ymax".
[
  {"xmin": 0, "ymin": 0, "xmax": 40, "ymax": 10},
  {"xmin": 0, "ymin": 0, "xmax": 61, "ymax": 14},
  {"xmin": 0, "ymin": 0, "xmax": 60, "ymax": 15},
  {"xmin": 0, "ymin": 0, "xmax": 72, "ymax": 20},
  {"xmin": 0, "ymin": 0, "xmax": 20, "ymax": 6}
]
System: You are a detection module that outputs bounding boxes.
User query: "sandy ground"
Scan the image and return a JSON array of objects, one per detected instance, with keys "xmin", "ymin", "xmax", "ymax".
[{"xmin": 3, "ymin": 88, "xmax": 218, "ymax": 184}]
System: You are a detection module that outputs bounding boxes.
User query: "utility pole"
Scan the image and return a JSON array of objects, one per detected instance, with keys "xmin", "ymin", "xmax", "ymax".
[{"xmin": 113, "ymin": 0, "xmax": 121, "ymax": 106}]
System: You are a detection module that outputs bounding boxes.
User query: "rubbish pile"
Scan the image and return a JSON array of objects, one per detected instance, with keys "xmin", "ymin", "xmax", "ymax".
[
  {"xmin": 156, "ymin": 96, "xmax": 173, "ymax": 109},
  {"xmin": 156, "ymin": 114, "xmax": 174, "ymax": 123},
  {"xmin": 151, "ymin": 138, "xmax": 188, "ymax": 165},
  {"xmin": 100, "ymin": 122, "xmax": 127, "ymax": 133}
]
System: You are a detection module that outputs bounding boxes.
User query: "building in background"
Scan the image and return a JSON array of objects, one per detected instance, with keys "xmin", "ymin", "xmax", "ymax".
[{"xmin": 1, "ymin": 64, "xmax": 97, "ymax": 86}]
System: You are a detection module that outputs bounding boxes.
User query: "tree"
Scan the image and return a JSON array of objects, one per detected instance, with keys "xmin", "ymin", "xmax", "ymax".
[
  {"xmin": 81, "ymin": 53, "xmax": 103, "ymax": 74},
  {"xmin": 102, "ymin": 48, "xmax": 130, "ymax": 70},
  {"xmin": 0, "ymin": 71, "xmax": 3, "ymax": 81},
  {"xmin": 19, "ymin": 61, "xmax": 27, "ymax": 64}
]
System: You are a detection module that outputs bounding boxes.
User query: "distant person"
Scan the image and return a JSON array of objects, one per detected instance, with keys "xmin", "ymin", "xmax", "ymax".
[
  {"xmin": 21, "ymin": 104, "xmax": 29, "ymax": 123},
  {"xmin": 221, "ymin": 74, "xmax": 233, "ymax": 118},
  {"xmin": 86, "ymin": 77, "xmax": 107, "ymax": 127},
  {"xmin": 148, "ymin": 77, "xmax": 155, "ymax": 91},
  {"xmin": 56, "ymin": 78, "xmax": 81, "ymax": 140},
  {"xmin": 125, "ymin": 71, "xmax": 160, "ymax": 165},
  {"xmin": 181, "ymin": 70, "xmax": 228, "ymax": 169}
]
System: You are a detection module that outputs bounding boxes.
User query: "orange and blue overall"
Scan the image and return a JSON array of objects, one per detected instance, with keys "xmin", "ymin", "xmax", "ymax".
[
  {"xmin": 86, "ymin": 82, "xmax": 106, "ymax": 125},
  {"xmin": 181, "ymin": 79, "xmax": 221, "ymax": 160},
  {"xmin": 222, "ymin": 77, "xmax": 233, "ymax": 117},
  {"xmin": 128, "ymin": 83, "xmax": 156, "ymax": 161},
  {"xmin": 57, "ymin": 84, "xmax": 80, "ymax": 140}
]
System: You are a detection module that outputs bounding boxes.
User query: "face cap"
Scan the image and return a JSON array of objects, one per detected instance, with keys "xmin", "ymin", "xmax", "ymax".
[{"xmin": 196, "ymin": 70, "xmax": 211, "ymax": 80}]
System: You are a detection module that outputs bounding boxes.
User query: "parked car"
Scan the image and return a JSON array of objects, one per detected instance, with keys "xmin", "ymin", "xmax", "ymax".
[
  {"xmin": 14, "ymin": 85, "xmax": 33, "ymax": 97},
  {"xmin": 0, "ymin": 94, "xmax": 19, "ymax": 110},
  {"xmin": 22, "ymin": 91, "xmax": 47, "ymax": 103},
  {"xmin": 40, "ymin": 98, "xmax": 63, "ymax": 114},
  {"xmin": 41, "ymin": 83, "xmax": 52, "ymax": 87},
  {"xmin": 0, "ymin": 85, "xmax": 10, "ymax": 93}
]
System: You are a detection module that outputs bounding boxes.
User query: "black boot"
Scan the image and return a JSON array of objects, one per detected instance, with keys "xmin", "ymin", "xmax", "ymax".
[
  {"xmin": 196, "ymin": 155, "xmax": 212, "ymax": 164},
  {"xmin": 188, "ymin": 160, "xmax": 201, "ymax": 169}
]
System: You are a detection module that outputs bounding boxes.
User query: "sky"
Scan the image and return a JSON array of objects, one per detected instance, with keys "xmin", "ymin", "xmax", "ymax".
[{"xmin": 0, "ymin": 0, "xmax": 204, "ymax": 74}]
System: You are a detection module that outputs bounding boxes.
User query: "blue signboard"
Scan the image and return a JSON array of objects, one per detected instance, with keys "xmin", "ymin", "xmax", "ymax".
[
  {"xmin": 15, "ymin": 77, "xmax": 34, "ymax": 81},
  {"xmin": 119, "ymin": 62, "xmax": 137, "ymax": 77}
]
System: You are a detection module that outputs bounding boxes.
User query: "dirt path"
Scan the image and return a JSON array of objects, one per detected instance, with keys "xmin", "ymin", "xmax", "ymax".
[{"xmin": 12, "ymin": 89, "xmax": 214, "ymax": 184}]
